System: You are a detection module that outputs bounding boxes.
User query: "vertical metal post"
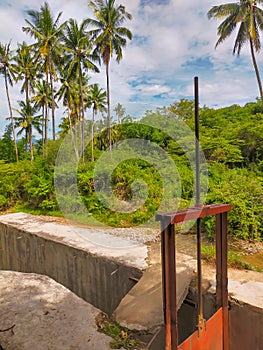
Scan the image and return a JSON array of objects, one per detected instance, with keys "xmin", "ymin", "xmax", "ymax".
[
  {"xmin": 161, "ymin": 219, "xmax": 178, "ymax": 350},
  {"xmin": 194, "ymin": 76, "xmax": 201, "ymax": 207},
  {"xmin": 216, "ymin": 212, "xmax": 229, "ymax": 350},
  {"xmin": 194, "ymin": 76, "xmax": 205, "ymax": 335}
]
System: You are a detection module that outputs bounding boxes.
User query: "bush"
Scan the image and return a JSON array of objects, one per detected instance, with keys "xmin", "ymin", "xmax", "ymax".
[{"xmin": 204, "ymin": 163, "xmax": 263, "ymax": 240}]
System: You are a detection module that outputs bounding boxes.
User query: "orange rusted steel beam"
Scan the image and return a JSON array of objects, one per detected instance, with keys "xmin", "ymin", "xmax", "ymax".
[
  {"xmin": 216, "ymin": 212, "xmax": 229, "ymax": 350},
  {"xmin": 156, "ymin": 204, "xmax": 232, "ymax": 225},
  {"xmin": 161, "ymin": 220, "xmax": 178, "ymax": 350}
]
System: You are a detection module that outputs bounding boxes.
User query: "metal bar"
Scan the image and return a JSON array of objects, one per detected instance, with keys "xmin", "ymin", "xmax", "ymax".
[
  {"xmin": 161, "ymin": 220, "xmax": 178, "ymax": 350},
  {"xmin": 215, "ymin": 213, "xmax": 229, "ymax": 350},
  {"xmin": 194, "ymin": 76, "xmax": 201, "ymax": 207},
  {"xmin": 216, "ymin": 213, "xmax": 223, "ymax": 309},
  {"xmin": 221, "ymin": 212, "xmax": 229, "ymax": 350},
  {"xmin": 196, "ymin": 216, "xmax": 205, "ymax": 336},
  {"xmin": 194, "ymin": 76, "xmax": 205, "ymax": 335},
  {"xmin": 161, "ymin": 220, "xmax": 169, "ymax": 348},
  {"xmin": 156, "ymin": 204, "xmax": 232, "ymax": 224},
  {"xmin": 168, "ymin": 223, "xmax": 177, "ymax": 350}
]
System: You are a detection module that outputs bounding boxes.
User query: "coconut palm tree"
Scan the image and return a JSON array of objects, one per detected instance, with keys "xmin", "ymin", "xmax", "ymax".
[
  {"xmin": 22, "ymin": 1, "xmax": 67, "ymax": 141},
  {"xmin": 14, "ymin": 41, "xmax": 38, "ymax": 103},
  {"xmin": 61, "ymin": 18, "xmax": 100, "ymax": 161},
  {"xmin": 0, "ymin": 41, "xmax": 18, "ymax": 162},
  {"xmin": 13, "ymin": 100, "xmax": 42, "ymax": 161},
  {"xmin": 32, "ymin": 80, "xmax": 53, "ymax": 147},
  {"xmin": 56, "ymin": 73, "xmax": 81, "ymax": 160},
  {"xmin": 87, "ymin": 0, "xmax": 132, "ymax": 150},
  {"xmin": 208, "ymin": 0, "xmax": 263, "ymax": 106},
  {"xmin": 114, "ymin": 102, "xmax": 125, "ymax": 124},
  {"xmin": 86, "ymin": 83, "xmax": 107, "ymax": 160}
]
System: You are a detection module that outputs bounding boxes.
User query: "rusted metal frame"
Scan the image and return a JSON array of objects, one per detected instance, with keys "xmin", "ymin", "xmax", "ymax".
[
  {"xmin": 216, "ymin": 214, "xmax": 223, "ymax": 309},
  {"xmin": 161, "ymin": 218, "xmax": 178, "ymax": 350},
  {"xmin": 196, "ymin": 217, "xmax": 206, "ymax": 336},
  {"xmin": 156, "ymin": 204, "xmax": 232, "ymax": 225},
  {"xmin": 157, "ymin": 204, "xmax": 231, "ymax": 350},
  {"xmin": 216, "ymin": 212, "xmax": 229, "ymax": 350}
]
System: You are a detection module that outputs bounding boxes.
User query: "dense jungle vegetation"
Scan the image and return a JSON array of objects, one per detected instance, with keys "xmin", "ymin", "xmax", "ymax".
[
  {"xmin": 0, "ymin": 99, "xmax": 263, "ymax": 241},
  {"xmin": 0, "ymin": 1, "xmax": 263, "ymax": 242}
]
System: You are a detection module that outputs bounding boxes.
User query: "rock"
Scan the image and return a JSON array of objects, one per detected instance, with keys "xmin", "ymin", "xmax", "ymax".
[{"xmin": 113, "ymin": 263, "xmax": 193, "ymax": 333}]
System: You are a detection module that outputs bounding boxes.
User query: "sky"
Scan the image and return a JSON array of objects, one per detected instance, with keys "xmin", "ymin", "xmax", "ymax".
[{"xmin": 0, "ymin": 0, "xmax": 262, "ymax": 134}]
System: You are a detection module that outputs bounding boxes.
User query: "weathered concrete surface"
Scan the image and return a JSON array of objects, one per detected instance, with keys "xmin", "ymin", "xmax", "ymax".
[
  {"xmin": 229, "ymin": 302, "xmax": 263, "ymax": 350},
  {"xmin": 1, "ymin": 212, "xmax": 263, "ymax": 350},
  {"xmin": 0, "ymin": 212, "xmax": 146, "ymax": 315},
  {"xmin": 113, "ymin": 262, "xmax": 193, "ymax": 332},
  {"xmin": 0, "ymin": 212, "xmax": 148, "ymax": 268},
  {"xmin": 0, "ymin": 270, "xmax": 113, "ymax": 350},
  {"xmin": 205, "ymin": 266, "xmax": 263, "ymax": 309}
]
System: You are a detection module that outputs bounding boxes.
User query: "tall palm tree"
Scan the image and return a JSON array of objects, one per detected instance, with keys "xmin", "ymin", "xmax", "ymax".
[
  {"xmin": 208, "ymin": 0, "xmax": 263, "ymax": 106},
  {"xmin": 61, "ymin": 18, "xmax": 100, "ymax": 161},
  {"xmin": 86, "ymin": 83, "xmax": 106, "ymax": 160},
  {"xmin": 56, "ymin": 73, "xmax": 81, "ymax": 160},
  {"xmin": 114, "ymin": 102, "xmax": 125, "ymax": 124},
  {"xmin": 87, "ymin": 0, "xmax": 132, "ymax": 150},
  {"xmin": 14, "ymin": 100, "xmax": 42, "ymax": 162},
  {"xmin": 14, "ymin": 41, "xmax": 38, "ymax": 103},
  {"xmin": 0, "ymin": 41, "xmax": 18, "ymax": 162},
  {"xmin": 32, "ymin": 80, "xmax": 53, "ymax": 146},
  {"xmin": 22, "ymin": 1, "xmax": 67, "ymax": 141}
]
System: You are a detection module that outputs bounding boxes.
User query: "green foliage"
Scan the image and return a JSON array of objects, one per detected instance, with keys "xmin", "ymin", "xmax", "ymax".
[
  {"xmin": 0, "ymin": 99, "xmax": 263, "ymax": 241},
  {"xmin": 0, "ymin": 124, "xmax": 16, "ymax": 162},
  {"xmin": 96, "ymin": 313, "xmax": 146, "ymax": 350},
  {"xmin": 201, "ymin": 245, "xmax": 262, "ymax": 271},
  {"xmin": 204, "ymin": 163, "xmax": 263, "ymax": 239},
  {"xmin": 0, "ymin": 158, "xmax": 58, "ymax": 214}
]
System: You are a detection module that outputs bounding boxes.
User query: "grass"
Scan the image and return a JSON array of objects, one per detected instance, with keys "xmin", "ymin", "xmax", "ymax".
[
  {"xmin": 95, "ymin": 313, "xmax": 146, "ymax": 350},
  {"xmin": 201, "ymin": 245, "xmax": 262, "ymax": 272}
]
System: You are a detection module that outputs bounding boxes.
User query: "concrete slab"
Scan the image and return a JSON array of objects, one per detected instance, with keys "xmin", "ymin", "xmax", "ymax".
[
  {"xmin": 0, "ymin": 212, "xmax": 148, "ymax": 269},
  {"xmin": 203, "ymin": 266, "xmax": 263, "ymax": 308},
  {"xmin": 0, "ymin": 270, "xmax": 112, "ymax": 350},
  {"xmin": 113, "ymin": 262, "xmax": 194, "ymax": 332}
]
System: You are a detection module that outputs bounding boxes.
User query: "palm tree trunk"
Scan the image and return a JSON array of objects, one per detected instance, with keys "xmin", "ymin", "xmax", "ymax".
[
  {"xmin": 29, "ymin": 125, "xmax": 34, "ymax": 162},
  {"xmin": 42, "ymin": 106, "xmax": 45, "ymax": 151},
  {"xmin": 106, "ymin": 61, "xmax": 112, "ymax": 152},
  {"xmin": 249, "ymin": 38, "xmax": 263, "ymax": 107},
  {"xmin": 91, "ymin": 108, "xmax": 95, "ymax": 161},
  {"xmin": 4, "ymin": 68, "xmax": 18, "ymax": 162},
  {"xmin": 68, "ymin": 107, "xmax": 79, "ymax": 160},
  {"xmin": 50, "ymin": 70, "xmax": 56, "ymax": 141},
  {"xmin": 45, "ymin": 71, "xmax": 49, "ymax": 143},
  {"xmin": 25, "ymin": 130, "xmax": 28, "ymax": 154},
  {"xmin": 79, "ymin": 69, "xmax": 85, "ymax": 163}
]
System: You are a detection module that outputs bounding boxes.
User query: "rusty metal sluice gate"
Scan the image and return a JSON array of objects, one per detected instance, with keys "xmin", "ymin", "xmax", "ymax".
[{"xmin": 156, "ymin": 204, "xmax": 231, "ymax": 350}]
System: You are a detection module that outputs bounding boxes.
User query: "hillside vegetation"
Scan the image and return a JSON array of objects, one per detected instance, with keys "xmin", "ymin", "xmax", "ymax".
[{"xmin": 0, "ymin": 99, "xmax": 262, "ymax": 240}]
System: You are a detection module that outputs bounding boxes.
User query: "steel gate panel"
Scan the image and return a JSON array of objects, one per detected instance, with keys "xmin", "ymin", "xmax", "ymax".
[{"xmin": 178, "ymin": 308, "xmax": 223, "ymax": 350}]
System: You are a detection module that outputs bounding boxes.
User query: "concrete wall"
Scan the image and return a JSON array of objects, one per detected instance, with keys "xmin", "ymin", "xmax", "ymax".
[
  {"xmin": 0, "ymin": 221, "xmax": 143, "ymax": 315},
  {"xmin": 1, "ymin": 214, "xmax": 262, "ymax": 349},
  {"xmin": 229, "ymin": 301, "xmax": 263, "ymax": 350}
]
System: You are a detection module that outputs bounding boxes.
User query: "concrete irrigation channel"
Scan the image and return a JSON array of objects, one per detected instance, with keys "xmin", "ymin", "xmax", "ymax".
[{"xmin": 0, "ymin": 212, "xmax": 262, "ymax": 349}]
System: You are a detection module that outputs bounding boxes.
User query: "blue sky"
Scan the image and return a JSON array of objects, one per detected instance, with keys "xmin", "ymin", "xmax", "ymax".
[{"xmin": 0, "ymin": 0, "xmax": 262, "ymax": 134}]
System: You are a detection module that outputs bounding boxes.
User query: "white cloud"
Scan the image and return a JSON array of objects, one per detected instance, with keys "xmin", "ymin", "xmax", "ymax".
[{"xmin": 0, "ymin": 0, "xmax": 262, "ymax": 134}]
